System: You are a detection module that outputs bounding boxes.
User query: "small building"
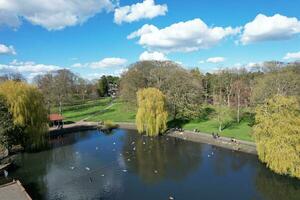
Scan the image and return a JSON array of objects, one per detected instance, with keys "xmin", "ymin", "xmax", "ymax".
[{"xmin": 49, "ymin": 113, "xmax": 64, "ymax": 128}]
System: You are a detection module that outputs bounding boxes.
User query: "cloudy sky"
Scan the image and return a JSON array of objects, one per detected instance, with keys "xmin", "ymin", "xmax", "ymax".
[{"xmin": 0, "ymin": 0, "xmax": 300, "ymax": 80}]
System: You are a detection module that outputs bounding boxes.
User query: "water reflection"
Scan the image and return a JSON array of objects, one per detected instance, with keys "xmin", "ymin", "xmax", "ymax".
[
  {"xmin": 255, "ymin": 164, "xmax": 300, "ymax": 200},
  {"xmin": 122, "ymin": 133, "xmax": 202, "ymax": 184},
  {"xmin": 5, "ymin": 129, "xmax": 300, "ymax": 200}
]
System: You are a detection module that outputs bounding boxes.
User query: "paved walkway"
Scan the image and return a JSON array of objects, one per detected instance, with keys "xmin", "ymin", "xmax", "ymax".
[
  {"xmin": 168, "ymin": 130, "xmax": 257, "ymax": 155},
  {"xmin": 0, "ymin": 180, "xmax": 32, "ymax": 200}
]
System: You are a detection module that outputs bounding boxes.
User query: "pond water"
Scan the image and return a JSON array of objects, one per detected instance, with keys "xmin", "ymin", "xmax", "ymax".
[{"xmin": 6, "ymin": 129, "xmax": 300, "ymax": 200}]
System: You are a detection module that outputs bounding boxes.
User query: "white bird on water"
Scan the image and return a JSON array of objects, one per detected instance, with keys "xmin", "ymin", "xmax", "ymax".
[
  {"xmin": 4, "ymin": 170, "xmax": 8, "ymax": 178},
  {"xmin": 85, "ymin": 167, "xmax": 90, "ymax": 171}
]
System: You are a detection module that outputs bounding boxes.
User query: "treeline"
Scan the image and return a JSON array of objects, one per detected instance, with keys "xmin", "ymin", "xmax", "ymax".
[
  {"xmin": 33, "ymin": 70, "xmax": 119, "ymax": 114},
  {"xmin": 120, "ymin": 61, "xmax": 299, "ymax": 128}
]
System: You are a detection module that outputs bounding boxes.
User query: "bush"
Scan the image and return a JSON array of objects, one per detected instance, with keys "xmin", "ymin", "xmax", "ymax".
[{"xmin": 103, "ymin": 120, "xmax": 118, "ymax": 130}]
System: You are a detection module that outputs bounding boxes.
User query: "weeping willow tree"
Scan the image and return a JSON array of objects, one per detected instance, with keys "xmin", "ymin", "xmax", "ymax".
[
  {"xmin": 136, "ymin": 88, "xmax": 168, "ymax": 136},
  {"xmin": 0, "ymin": 81, "xmax": 48, "ymax": 150},
  {"xmin": 254, "ymin": 95, "xmax": 300, "ymax": 179}
]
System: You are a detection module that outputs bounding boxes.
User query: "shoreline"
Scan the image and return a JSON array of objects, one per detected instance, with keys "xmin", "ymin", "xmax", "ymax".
[{"xmin": 49, "ymin": 121, "xmax": 257, "ymax": 155}]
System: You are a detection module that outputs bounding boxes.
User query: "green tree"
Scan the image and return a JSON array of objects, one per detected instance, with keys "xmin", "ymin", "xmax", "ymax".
[
  {"xmin": 254, "ymin": 95, "xmax": 300, "ymax": 179},
  {"xmin": 252, "ymin": 63, "xmax": 300, "ymax": 104},
  {"xmin": 0, "ymin": 81, "xmax": 48, "ymax": 149},
  {"xmin": 120, "ymin": 61, "xmax": 203, "ymax": 119},
  {"xmin": 97, "ymin": 76, "xmax": 109, "ymax": 97},
  {"xmin": 0, "ymin": 95, "xmax": 16, "ymax": 150},
  {"xmin": 136, "ymin": 88, "xmax": 168, "ymax": 136}
]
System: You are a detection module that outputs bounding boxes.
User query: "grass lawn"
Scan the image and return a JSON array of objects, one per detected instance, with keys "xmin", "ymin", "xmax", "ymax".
[
  {"xmin": 183, "ymin": 120, "xmax": 253, "ymax": 141},
  {"xmin": 58, "ymin": 98, "xmax": 253, "ymax": 141},
  {"xmin": 89, "ymin": 101, "xmax": 136, "ymax": 123},
  {"xmin": 60, "ymin": 98, "xmax": 112, "ymax": 122}
]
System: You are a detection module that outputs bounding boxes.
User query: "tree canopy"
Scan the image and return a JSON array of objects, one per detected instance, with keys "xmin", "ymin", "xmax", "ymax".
[
  {"xmin": 97, "ymin": 75, "xmax": 109, "ymax": 97},
  {"xmin": 0, "ymin": 95, "xmax": 16, "ymax": 150},
  {"xmin": 254, "ymin": 95, "xmax": 300, "ymax": 179},
  {"xmin": 120, "ymin": 61, "xmax": 202, "ymax": 119},
  {"xmin": 0, "ymin": 81, "xmax": 48, "ymax": 149},
  {"xmin": 136, "ymin": 88, "xmax": 168, "ymax": 136}
]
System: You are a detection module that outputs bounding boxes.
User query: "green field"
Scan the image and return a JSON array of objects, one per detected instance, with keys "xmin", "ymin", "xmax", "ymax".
[
  {"xmin": 89, "ymin": 101, "xmax": 136, "ymax": 122},
  {"xmin": 58, "ymin": 98, "xmax": 136, "ymax": 123},
  {"xmin": 60, "ymin": 98, "xmax": 112, "ymax": 122},
  {"xmin": 58, "ymin": 98, "xmax": 253, "ymax": 141},
  {"xmin": 183, "ymin": 120, "xmax": 253, "ymax": 141}
]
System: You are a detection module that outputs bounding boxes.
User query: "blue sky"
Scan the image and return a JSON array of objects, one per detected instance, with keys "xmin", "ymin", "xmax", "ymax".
[{"xmin": 0, "ymin": 0, "xmax": 300, "ymax": 80}]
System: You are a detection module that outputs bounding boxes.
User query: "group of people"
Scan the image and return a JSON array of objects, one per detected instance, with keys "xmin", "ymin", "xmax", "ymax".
[
  {"xmin": 174, "ymin": 127, "xmax": 184, "ymax": 132},
  {"xmin": 212, "ymin": 132, "xmax": 220, "ymax": 139}
]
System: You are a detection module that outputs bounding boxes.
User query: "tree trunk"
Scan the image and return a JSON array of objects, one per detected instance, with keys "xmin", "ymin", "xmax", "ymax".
[
  {"xmin": 237, "ymin": 91, "xmax": 240, "ymax": 123},
  {"xmin": 59, "ymin": 98, "xmax": 62, "ymax": 115}
]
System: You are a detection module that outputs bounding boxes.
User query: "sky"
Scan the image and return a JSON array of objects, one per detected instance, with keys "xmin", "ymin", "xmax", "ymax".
[{"xmin": 0, "ymin": 0, "xmax": 300, "ymax": 81}]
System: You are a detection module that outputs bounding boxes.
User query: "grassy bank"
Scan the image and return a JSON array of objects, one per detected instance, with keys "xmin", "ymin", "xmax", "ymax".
[
  {"xmin": 89, "ymin": 101, "xmax": 136, "ymax": 122},
  {"xmin": 183, "ymin": 120, "xmax": 253, "ymax": 141},
  {"xmin": 57, "ymin": 98, "xmax": 253, "ymax": 141},
  {"xmin": 59, "ymin": 98, "xmax": 112, "ymax": 122}
]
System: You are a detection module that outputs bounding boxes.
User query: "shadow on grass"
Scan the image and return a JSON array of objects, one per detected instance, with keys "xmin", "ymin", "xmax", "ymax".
[
  {"xmin": 64, "ymin": 121, "xmax": 75, "ymax": 125},
  {"xmin": 167, "ymin": 118, "xmax": 190, "ymax": 128}
]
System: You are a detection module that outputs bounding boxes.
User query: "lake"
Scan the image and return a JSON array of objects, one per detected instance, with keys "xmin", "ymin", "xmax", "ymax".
[{"xmin": 7, "ymin": 129, "xmax": 300, "ymax": 200}]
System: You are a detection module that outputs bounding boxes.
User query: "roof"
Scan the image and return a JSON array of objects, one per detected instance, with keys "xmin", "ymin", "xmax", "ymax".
[
  {"xmin": 49, "ymin": 113, "xmax": 64, "ymax": 121},
  {"xmin": 0, "ymin": 180, "xmax": 32, "ymax": 200}
]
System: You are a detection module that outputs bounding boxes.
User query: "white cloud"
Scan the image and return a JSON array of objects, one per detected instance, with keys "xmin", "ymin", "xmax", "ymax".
[
  {"xmin": 128, "ymin": 18, "xmax": 240, "ymax": 53},
  {"xmin": 240, "ymin": 14, "xmax": 300, "ymax": 44},
  {"xmin": 71, "ymin": 63, "xmax": 84, "ymax": 68},
  {"xmin": 139, "ymin": 51, "xmax": 168, "ymax": 61},
  {"xmin": 206, "ymin": 57, "xmax": 225, "ymax": 63},
  {"xmin": 0, "ymin": 0, "xmax": 117, "ymax": 30},
  {"xmin": 0, "ymin": 60, "xmax": 62, "ymax": 81},
  {"xmin": 72, "ymin": 57, "xmax": 127, "ymax": 69},
  {"xmin": 283, "ymin": 51, "xmax": 300, "ymax": 60},
  {"xmin": 89, "ymin": 57, "xmax": 127, "ymax": 69},
  {"xmin": 246, "ymin": 62, "xmax": 260, "ymax": 68},
  {"xmin": 114, "ymin": 0, "xmax": 167, "ymax": 25},
  {"xmin": 0, "ymin": 44, "xmax": 16, "ymax": 55},
  {"xmin": 85, "ymin": 68, "xmax": 127, "ymax": 80}
]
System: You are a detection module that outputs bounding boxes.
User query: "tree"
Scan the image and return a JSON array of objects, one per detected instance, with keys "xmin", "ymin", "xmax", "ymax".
[
  {"xmin": 0, "ymin": 81, "xmax": 48, "ymax": 149},
  {"xmin": 214, "ymin": 98, "xmax": 234, "ymax": 132},
  {"xmin": 0, "ymin": 95, "xmax": 16, "ymax": 150},
  {"xmin": 254, "ymin": 95, "xmax": 300, "ymax": 179},
  {"xmin": 136, "ymin": 88, "xmax": 168, "ymax": 136},
  {"xmin": 75, "ymin": 77, "xmax": 88, "ymax": 101},
  {"xmin": 120, "ymin": 61, "xmax": 203, "ymax": 119},
  {"xmin": 251, "ymin": 63, "xmax": 300, "ymax": 104},
  {"xmin": 232, "ymin": 78, "xmax": 251, "ymax": 123},
  {"xmin": 34, "ymin": 69, "xmax": 78, "ymax": 114},
  {"xmin": 97, "ymin": 76, "xmax": 109, "ymax": 97}
]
